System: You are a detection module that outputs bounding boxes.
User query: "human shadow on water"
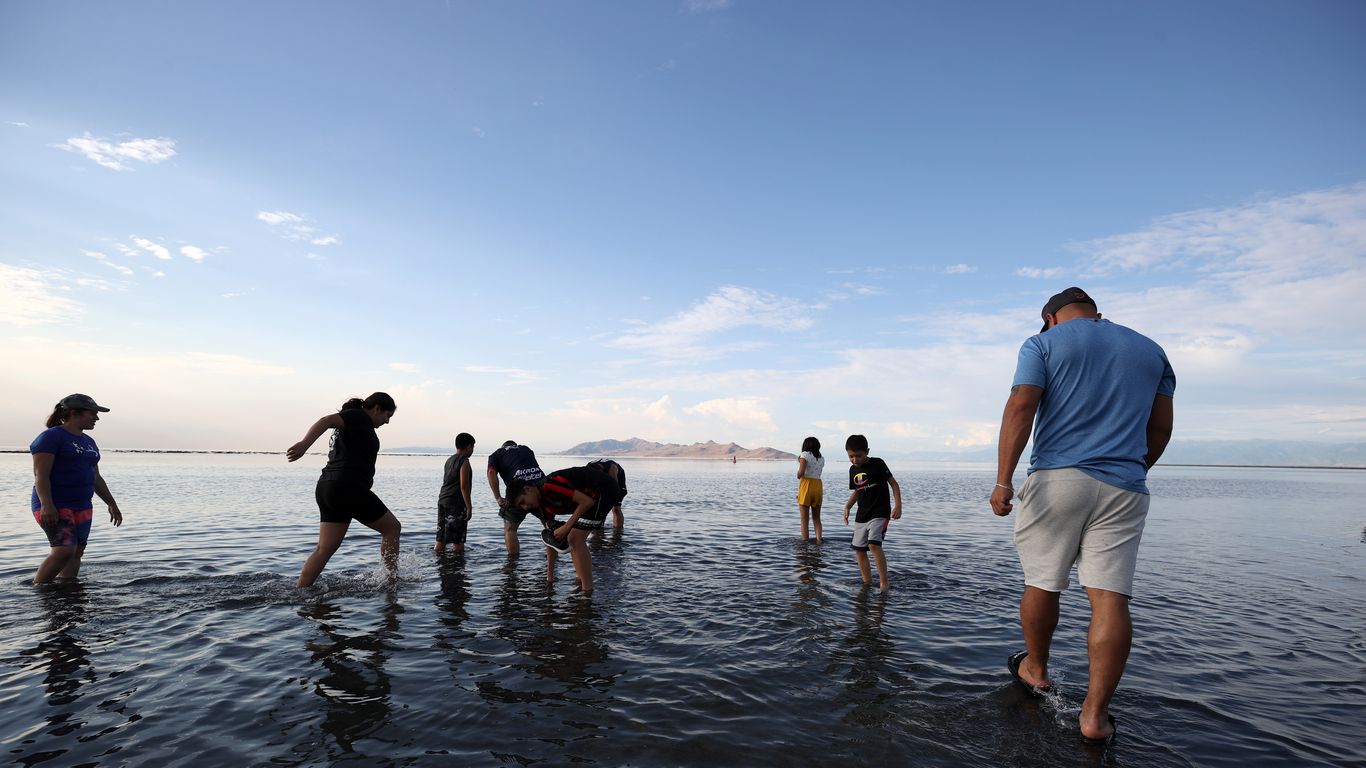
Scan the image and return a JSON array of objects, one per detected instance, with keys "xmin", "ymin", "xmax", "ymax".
[{"xmin": 296, "ymin": 591, "xmax": 405, "ymax": 764}]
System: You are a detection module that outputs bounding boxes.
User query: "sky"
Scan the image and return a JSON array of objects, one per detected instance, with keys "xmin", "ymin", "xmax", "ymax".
[{"xmin": 2, "ymin": 0, "xmax": 1365, "ymax": 457}]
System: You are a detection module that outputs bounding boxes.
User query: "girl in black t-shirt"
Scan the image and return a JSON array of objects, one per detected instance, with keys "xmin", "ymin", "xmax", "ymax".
[{"xmin": 286, "ymin": 392, "xmax": 399, "ymax": 588}]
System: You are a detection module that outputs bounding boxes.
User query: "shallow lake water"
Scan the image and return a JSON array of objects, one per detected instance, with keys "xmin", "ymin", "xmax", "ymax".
[{"xmin": 1, "ymin": 453, "xmax": 1362, "ymax": 767}]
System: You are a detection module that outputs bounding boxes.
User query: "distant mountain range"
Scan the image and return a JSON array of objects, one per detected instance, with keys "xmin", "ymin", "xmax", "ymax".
[{"xmin": 560, "ymin": 437, "xmax": 797, "ymax": 460}]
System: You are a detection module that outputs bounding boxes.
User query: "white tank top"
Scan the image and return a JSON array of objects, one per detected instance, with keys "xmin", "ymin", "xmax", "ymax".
[{"xmin": 800, "ymin": 451, "xmax": 824, "ymax": 479}]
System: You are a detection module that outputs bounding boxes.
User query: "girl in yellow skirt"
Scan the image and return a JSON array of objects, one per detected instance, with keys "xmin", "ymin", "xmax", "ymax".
[{"xmin": 796, "ymin": 436, "xmax": 825, "ymax": 542}]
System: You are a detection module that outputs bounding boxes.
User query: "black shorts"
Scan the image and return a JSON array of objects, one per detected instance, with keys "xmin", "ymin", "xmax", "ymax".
[
  {"xmin": 572, "ymin": 495, "xmax": 609, "ymax": 530},
  {"xmin": 438, "ymin": 503, "xmax": 468, "ymax": 543},
  {"xmin": 316, "ymin": 479, "xmax": 389, "ymax": 525}
]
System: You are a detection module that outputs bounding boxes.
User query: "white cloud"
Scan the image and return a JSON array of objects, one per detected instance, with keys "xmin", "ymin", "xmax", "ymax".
[
  {"xmin": 180, "ymin": 245, "xmax": 209, "ymax": 262},
  {"xmin": 684, "ymin": 0, "xmax": 731, "ymax": 12},
  {"xmin": 132, "ymin": 236, "xmax": 171, "ymax": 260},
  {"xmin": 7, "ymin": 121, "xmax": 30, "ymax": 128},
  {"xmin": 56, "ymin": 134, "xmax": 176, "ymax": 171},
  {"xmin": 611, "ymin": 285, "xmax": 814, "ymax": 360},
  {"xmin": 181, "ymin": 352, "xmax": 292, "ymax": 377},
  {"xmin": 465, "ymin": 364, "xmax": 539, "ymax": 384},
  {"xmin": 943, "ymin": 263, "xmax": 977, "ymax": 275},
  {"xmin": 644, "ymin": 394, "xmax": 681, "ymax": 425},
  {"xmin": 471, "ymin": 127, "xmax": 486, "ymax": 139},
  {"xmin": 684, "ymin": 398, "xmax": 778, "ymax": 431},
  {"xmin": 1075, "ymin": 182, "xmax": 1366, "ymax": 277},
  {"xmin": 257, "ymin": 210, "xmax": 341, "ymax": 246},
  {"xmin": 306, "ymin": 252, "xmax": 326, "ymax": 261},
  {"xmin": 390, "ymin": 362, "xmax": 420, "ymax": 373},
  {"xmin": 0, "ymin": 264, "xmax": 84, "ymax": 326},
  {"xmin": 256, "ymin": 211, "xmax": 305, "ymax": 225},
  {"xmin": 1016, "ymin": 266, "xmax": 1066, "ymax": 279}
]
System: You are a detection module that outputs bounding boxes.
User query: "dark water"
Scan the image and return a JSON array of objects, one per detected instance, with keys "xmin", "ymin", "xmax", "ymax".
[{"xmin": 1, "ymin": 454, "xmax": 1362, "ymax": 767}]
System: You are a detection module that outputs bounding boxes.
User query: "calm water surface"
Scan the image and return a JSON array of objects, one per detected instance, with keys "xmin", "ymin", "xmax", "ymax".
[{"xmin": 0, "ymin": 454, "xmax": 1362, "ymax": 767}]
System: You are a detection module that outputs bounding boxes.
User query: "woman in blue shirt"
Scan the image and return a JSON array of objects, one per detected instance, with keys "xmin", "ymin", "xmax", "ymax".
[{"xmin": 30, "ymin": 394, "xmax": 123, "ymax": 585}]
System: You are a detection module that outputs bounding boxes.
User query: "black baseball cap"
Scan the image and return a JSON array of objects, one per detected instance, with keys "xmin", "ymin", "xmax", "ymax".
[
  {"xmin": 59, "ymin": 393, "xmax": 110, "ymax": 412},
  {"xmin": 1040, "ymin": 287, "xmax": 1096, "ymax": 332}
]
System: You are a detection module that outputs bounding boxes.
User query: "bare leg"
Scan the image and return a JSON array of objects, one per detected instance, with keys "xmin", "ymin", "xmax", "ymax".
[
  {"xmin": 1081, "ymin": 587, "xmax": 1130, "ymax": 740},
  {"xmin": 799, "ymin": 505, "xmax": 811, "ymax": 540},
  {"xmin": 568, "ymin": 528, "xmax": 592, "ymax": 593},
  {"xmin": 811, "ymin": 505, "xmax": 823, "ymax": 543},
  {"xmin": 35, "ymin": 546, "xmax": 77, "ymax": 585},
  {"xmin": 870, "ymin": 544, "xmax": 889, "ymax": 591},
  {"xmin": 504, "ymin": 523, "xmax": 520, "ymax": 558},
  {"xmin": 612, "ymin": 505, "xmax": 623, "ymax": 529},
  {"xmin": 546, "ymin": 546, "xmax": 557, "ymax": 582},
  {"xmin": 854, "ymin": 550, "xmax": 872, "ymax": 584},
  {"xmin": 299, "ymin": 521, "xmax": 350, "ymax": 588},
  {"xmin": 1018, "ymin": 585, "xmax": 1060, "ymax": 690},
  {"xmin": 363, "ymin": 511, "xmax": 402, "ymax": 576},
  {"xmin": 57, "ymin": 544, "xmax": 87, "ymax": 580}
]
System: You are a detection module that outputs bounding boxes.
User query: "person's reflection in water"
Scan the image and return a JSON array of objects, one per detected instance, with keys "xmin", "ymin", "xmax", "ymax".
[
  {"xmin": 435, "ymin": 555, "xmax": 473, "ymax": 680},
  {"xmin": 28, "ymin": 583, "xmax": 94, "ymax": 705},
  {"xmin": 836, "ymin": 588, "xmax": 899, "ymax": 728},
  {"xmin": 19, "ymin": 583, "xmax": 97, "ymax": 755},
  {"xmin": 478, "ymin": 572, "xmax": 616, "ymax": 763},
  {"xmin": 299, "ymin": 591, "xmax": 404, "ymax": 762}
]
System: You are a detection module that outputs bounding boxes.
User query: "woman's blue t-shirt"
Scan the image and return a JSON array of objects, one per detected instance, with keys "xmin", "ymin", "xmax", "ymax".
[{"xmin": 30, "ymin": 426, "xmax": 101, "ymax": 511}]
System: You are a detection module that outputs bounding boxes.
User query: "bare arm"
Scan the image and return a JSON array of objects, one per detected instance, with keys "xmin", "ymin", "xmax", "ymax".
[
  {"xmin": 797, "ymin": 456, "xmax": 807, "ymax": 479},
  {"xmin": 32, "ymin": 452, "xmax": 57, "ymax": 525},
  {"xmin": 487, "ymin": 467, "xmax": 507, "ymax": 507},
  {"xmin": 460, "ymin": 462, "xmax": 473, "ymax": 519},
  {"xmin": 992, "ymin": 384, "xmax": 1043, "ymax": 517},
  {"xmin": 843, "ymin": 489, "xmax": 857, "ymax": 524},
  {"xmin": 1145, "ymin": 394, "xmax": 1175, "ymax": 469},
  {"xmin": 94, "ymin": 465, "xmax": 122, "ymax": 526},
  {"xmin": 888, "ymin": 474, "xmax": 903, "ymax": 519},
  {"xmin": 553, "ymin": 491, "xmax": 595, "ymax": 538},
  {"xmin": 286, "ymin": 414, "xmax": 344, "ymax": 462}
]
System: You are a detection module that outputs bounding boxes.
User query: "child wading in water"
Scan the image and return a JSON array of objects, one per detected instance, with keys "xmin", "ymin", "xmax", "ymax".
[
  {"xmin": 797, "ymin": 436, "xmax": 825, "ymax": 542},
  {"xmin": 843, "ymin": 434, "xmax": 902, "ymax": 592},
  {"xmin": 435, "ymin": 432, "xmax": 475, "ymax": 553},
  {"xmin": 506, "ymin": 467, "xmax": 615, "ymax": 595}
]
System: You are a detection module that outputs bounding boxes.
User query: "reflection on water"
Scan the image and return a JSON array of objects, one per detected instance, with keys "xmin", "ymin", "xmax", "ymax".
[{"xmin": 299, "ymin": 593, "xmax": 404, "ymax": 762}]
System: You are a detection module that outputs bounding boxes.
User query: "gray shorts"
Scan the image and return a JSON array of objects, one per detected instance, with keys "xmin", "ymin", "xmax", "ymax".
[
  {"xmin": 1013, "ymin": 467, "xmax": 1150, "ymax": 597},
  {"xmin": 850, "ymin": 517, "xmax": 890, "ymax": 551}
]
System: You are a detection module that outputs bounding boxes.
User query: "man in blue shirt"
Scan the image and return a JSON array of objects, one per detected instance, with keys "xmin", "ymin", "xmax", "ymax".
[{"xmin": 991, "ymin": 287, "xmax": 1175, "ymax": 745}]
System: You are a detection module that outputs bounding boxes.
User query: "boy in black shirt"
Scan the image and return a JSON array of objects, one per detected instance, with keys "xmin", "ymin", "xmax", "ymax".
[
  {"xmin": 435, "ymin": 432, "xmax": 475, "ymax": 553},
  {"xmin": 486, "ymin": 440, "xmax": 546, "ymax": 556},
  {"xmin": 843, "ymin": 434, "xmax": 903, "ymax": 592}
]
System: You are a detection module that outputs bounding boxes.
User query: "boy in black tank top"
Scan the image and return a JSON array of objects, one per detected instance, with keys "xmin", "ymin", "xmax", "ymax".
[{"xmin": 436, "ymin": 432, "xmax": 476, "ymax": 553}]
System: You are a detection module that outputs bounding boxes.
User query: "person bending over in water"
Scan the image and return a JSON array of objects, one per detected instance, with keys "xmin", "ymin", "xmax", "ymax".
[
  {"xmin": 287, "ymin": 392, "xmax": 400, "ymax": 588},
  {"xmin": 435, "ymin": 432, "xmax": 476, "ymax": 553},
  {"xmin": 486, "ymin": 440, "xmax": 545, "ymax": 557},
  {"xmin": 586, "ymin": 458, "xmax": 627, "ymax": 529},
  {"xmin": 797, "ymin": 436, "xmax": 825, "ymax": 542},
  {"xmin": 506, "ymin": 467, "xmax": 615, "ymax": 594},
  {"xmin": 29, "ymin": 394, "xmax": 123, "ymax": 584}
]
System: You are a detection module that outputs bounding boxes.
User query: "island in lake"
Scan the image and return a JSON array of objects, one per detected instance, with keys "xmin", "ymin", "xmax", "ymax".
[{"xmin": 560, "ymin": 437, "xmax": 796, "ymax": 460}]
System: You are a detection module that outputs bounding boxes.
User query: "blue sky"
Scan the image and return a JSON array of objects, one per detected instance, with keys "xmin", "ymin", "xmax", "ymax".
[{"xmin": 3, "ymin": 0, "xmax": 1365, "ymax": 455}]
